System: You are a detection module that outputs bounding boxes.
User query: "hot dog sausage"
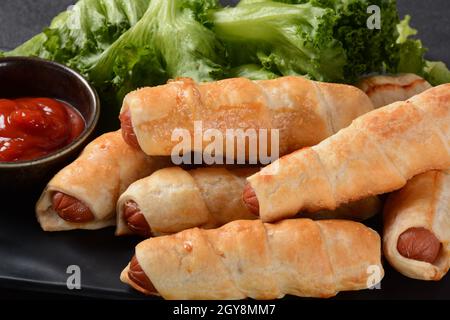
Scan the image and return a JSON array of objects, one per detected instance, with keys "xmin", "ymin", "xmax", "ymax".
[
  {"xmin": 52, "ymin": 192, "xmax": 94, "ymax": 223},
  {"xmin": 119, "ymin": 108, "xmax": 141, "ymax": 150},
  {"xmin": 128, "ymin": 255, "xmax": 158, "ymax": 295},
  {"xmin": 123, "ymin": 200, "xmax": 152, "ymax": 237},
  {"xmin": 397, "ymin": 227, "xmax": 441, "ymax": 264},
  {"xmin": 243, "ymin": 183, "xmax": 260, "ymax": 216}
]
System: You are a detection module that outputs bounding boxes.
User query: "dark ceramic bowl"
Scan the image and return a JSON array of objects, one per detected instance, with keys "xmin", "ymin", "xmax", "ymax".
[{"xmin": 0, "ymin": 57, "xmax": 100, "ymax": 194}]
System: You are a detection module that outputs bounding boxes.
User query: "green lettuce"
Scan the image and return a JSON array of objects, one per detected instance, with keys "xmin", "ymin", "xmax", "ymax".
[
  {"xmin": 5, "ymin": 0, "xmax": 151, "ymax": 73},
  {"xmin": 325, "ymin": 0, "xmax": 400, "ymax": 80},
  {"xmin": 87, "ymin": 0, "xmax": 225, "ymax": 107},
  {"xmin": 218, "ymin": 0, "xmax": 450, "ymax": 85},
  {"xmin": 424, "ymin": 61, "xmax": 450, "ymax": 86},
  {"xmin": 393, "ymin": 15, "xmax": 426, "ymax": 76},
  {"xmin": 211, "ymin": 0, "xmax": 400, "ymax": 82},
  {"xmin": 211, "ymin": 1, "xmax": 347, "ymax": 82},
  {"xmin": 396, "ymin": 14, "xmax": 417, "ymax": 44},
  {"xmin": 394, "ymin": 15, "xmax": 450, "ymax": 85}
]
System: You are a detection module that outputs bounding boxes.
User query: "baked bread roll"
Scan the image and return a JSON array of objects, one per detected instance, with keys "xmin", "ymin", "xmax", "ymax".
[
  {"xmin": 383, "ymin": 170, "xmax": 449, "ymax": 280},
  {"xmin": 357, "ymin": 73, "xmax": 431, "ymax": 108},
  {"xmin": 120, "ymin": 219, "xmax": 383, "ymax": 299},
  {"xmin": 119, "ymin": 76, "xmax": 374, "ymax": 158},
  {"xmin": 244, "ymin": 84, "xmax": 450, "ymax": 222},
  {"xmin": 36, "ymin": 131, "xmax": 169, "ymax": 231},
  {"xmin": 116, "ymin": 166, "xmax": 257, "ymax": 237}
]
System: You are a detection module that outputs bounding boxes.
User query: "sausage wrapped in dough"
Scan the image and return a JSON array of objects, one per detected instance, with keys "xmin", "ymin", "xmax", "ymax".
[
  {"xmin": 116, "ymin": 167, "xmax": 382, "ymax": 237},
  {"xmin": 383, "ymin": 170, "xmax": 450, "ymax": 280},
  {"xmin": 244, "ymin": 85, "xmax": 450, "ymax": 222},
  {"xmin": 121, "ymin": 219, "xmax": 383, "ymax": 299},
  {"xmin": 120, "ymin": 76, "xmax": 374, "ymax": 158},
  {"xmin": 36, "ymin": 131, "xmax": 169, "ymax": 231}
]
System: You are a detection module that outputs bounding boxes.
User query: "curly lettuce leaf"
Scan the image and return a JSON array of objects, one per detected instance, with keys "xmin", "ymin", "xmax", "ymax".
[
  {"xmin": 424, "ymin": 61, "xmax": 450, "ymax": 86},
  {"xmin": 289, "ymin": 0, "xmax": 401, "ymax": 80},
  {"xmin": 392, "ymin": 15, "xmax": 426, "ymax": 75},
  {"xmin": 88, "ymin": 0, "xmax": 225, "ymax": 106},
  {"xmin": 392, "ymin": 15, "xmax": 449, "ymax": 85},
  {"xmin": 213, "ymin": 0, "xmax": 401, "ymax": 82},
  {"xmin": 396, "ymin": 14, "xmax": 417, "ymax": 44},
  {"xmin": 212, "ymin": 1, "xmax": 347, "ymax": 82},
  {"xmin": 327, "ymin": 0, "xmax": 400, "ymax": 80},
  {"xmin": 395, "ymin": 39, "xmax": 426, "ymax": 75},
  {"xmin": 5, "ymin": 0, "xmax": 151, "ymax": 74}
]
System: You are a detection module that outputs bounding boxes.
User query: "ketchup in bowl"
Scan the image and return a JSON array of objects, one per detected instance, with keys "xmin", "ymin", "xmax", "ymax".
[{"xmin": 0, "ymin": 98, "xmax": 85, "ymax": 162}]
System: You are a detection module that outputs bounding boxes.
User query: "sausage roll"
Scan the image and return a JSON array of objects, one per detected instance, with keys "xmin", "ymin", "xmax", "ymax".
[
  {"xmin": 357, "ymin": 73, "xmax": 432, "ymax": 108},
  {"xmin": 383, "ymin": 170, "xmax": 450, "ymax": 280},
  {"xmin": 243, "ymin": 84, "xmax": 450, "ymax": 222},
  {"xmin": 117, "ymin": 166, "xmax": 382, "ymax": 237},
  {"xmin": 116, "ymin": 166, "xmax": 257, "ymax": 237},
  {"xmin": 120, "ymin": 76, "xmax": 374, "ymax": 158},
  {"xmin": 121, "ymin": 219, "xmax": 383, "ymax": 299},
  {"xmin": 36, "ymin": 131, "xmax": 169, "ymax": 231}
]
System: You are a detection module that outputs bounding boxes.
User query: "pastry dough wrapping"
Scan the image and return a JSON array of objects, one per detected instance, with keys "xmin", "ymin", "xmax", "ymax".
[
  {"xmin": 121, "ymin": 76, "xmax": 374, "ymax": 157},
  {"xmin": 36, "ymin": 131, "xmax": 169, "ymax": 231},
  {"xmin": 116, "ymin": 167, "xmax": 257, "ymax": 236},
  {"xmin": 116, "ymin": 166, "xmax": 382, "ymax": 236},
  {"xmin": 383, "ymin": 170, "xmax": 450, "ymax": 280},
  {"xmin": 247, "ymin": 84, "xmax": 450, "ymax": 222},
  {"xmin": 121, "ymin": 219, "xmax": 383, "ymax": 299}
]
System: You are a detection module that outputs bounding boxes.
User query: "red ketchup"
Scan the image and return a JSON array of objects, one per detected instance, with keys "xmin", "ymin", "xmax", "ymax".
[{"xmin": 0, "ymin": 98, "xmax": 85, "ymax": 162}]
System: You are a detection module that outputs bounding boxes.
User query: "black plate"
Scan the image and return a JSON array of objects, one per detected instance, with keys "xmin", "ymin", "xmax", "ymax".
[{"xmin": 0, "ymin": 0, "xmax": 449, "ymax": 300}]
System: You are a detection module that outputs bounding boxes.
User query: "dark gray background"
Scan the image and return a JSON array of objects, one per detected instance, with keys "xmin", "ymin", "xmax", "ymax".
[{"xmin": 0, "ymin": 0, "xmax": 449, "ymax": 64}]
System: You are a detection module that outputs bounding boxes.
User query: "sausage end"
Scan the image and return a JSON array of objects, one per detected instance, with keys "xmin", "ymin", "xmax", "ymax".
[
  {"xmin": 119, "ymin": 108, "xmax": 141, "ymax": 151},
  {"xmin": 128, "ymin": 255, "xmax": 158, "ymax": 296},
  {"xmin": 52, "ymin": 192, "xmax": 95, "ymax": 223},
  {"xmin": 243, "ymin": 183, "xmax": 260, "ymax": 216},
  {"xmin": 123, "ymin": 200, "xmax": 152, "ymax": 237},
  {"xmin": 397, "ymin": 227, "xmax": 441, "ymax": 264}
]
